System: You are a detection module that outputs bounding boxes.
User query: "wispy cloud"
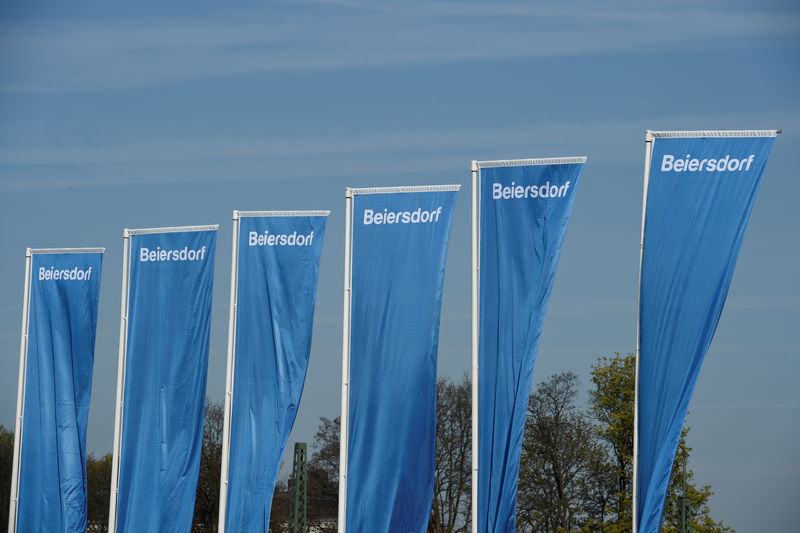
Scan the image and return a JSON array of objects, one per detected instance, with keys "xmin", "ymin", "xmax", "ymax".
[
  {"xmin": 547, "ymin": 298, "xmax": 634, "ymax": 317},
  {"xmin": 296, "ymin": 0, "xmax": 797, "ymax": 22},
  {"xmin": 1, "ymin": 108, "xmax": 794, "ymax": 192},
  {"xmin": 1, "ymin": 1, "xmax": 797, "ymax": 93},
  {"xmin": 724, "ymin": 295, "xmax": 800, "ymax": 311},
  {"xmin": 0, "ymin": 119, "xmax": 622, "ymax": 166},
  {"xmin": 691, "ymin": 402, "xmax": 800, "ymax": 410}
]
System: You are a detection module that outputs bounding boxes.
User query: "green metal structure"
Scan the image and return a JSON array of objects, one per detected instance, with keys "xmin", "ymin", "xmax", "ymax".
[
  {"xmin": 288, "ymin": 442, "xmax": 308, "ymax": 533},
  {"xmin": 678, "ymin": 445, "xmax": 692, "ymax": 533}
]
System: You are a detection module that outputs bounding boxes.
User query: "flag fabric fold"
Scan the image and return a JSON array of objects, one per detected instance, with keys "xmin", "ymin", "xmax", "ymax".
[
  {"xmin": 114, "ymin": 227, "xmax": 217, "ymax": 532},
  {"xmin": 636, "ymin": 131, "xmax": 776, "ymax": 532},
  {"xmin": 476, "ymin": 159, "xmax": 584, "ymax": 533},
  {"xmin": 345, "ymin": 186, "xmax": 459, "ymax": 533},
  {"xmin": 223, "ymin": 212, "xmax": 328, "ymax": 532},
  {"xmin": 16, "ymin": 249, "xmax": 104, "ymax": 533}
]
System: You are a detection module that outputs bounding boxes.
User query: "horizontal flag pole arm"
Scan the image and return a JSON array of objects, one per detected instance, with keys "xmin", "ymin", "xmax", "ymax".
[
  {"xmin": 474, "ymin": 157, "xmax": 587, "ymax": 168},
  {"xmin": 348, "ymin": 184, "xmax": 461, "ymax": 195},
  {"xmin": 235, "ymin": 210, "xmax": 331, "ymax": 218},
  {"xmin": 26, "ymin": 247, "xmax": 106, "ymax": 255},
  {"xmin": 646, "ymin": 129, "xmax": 779, "ymax": 139},
  {"xmin": 125, "ymin": 224, "xmax": 219, "ymax": 235}
]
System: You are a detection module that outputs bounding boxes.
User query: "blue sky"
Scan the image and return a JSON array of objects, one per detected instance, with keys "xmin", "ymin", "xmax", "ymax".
[{"xmin": 1, "ymin": 1, "xmax": 798, "ymax": 530}]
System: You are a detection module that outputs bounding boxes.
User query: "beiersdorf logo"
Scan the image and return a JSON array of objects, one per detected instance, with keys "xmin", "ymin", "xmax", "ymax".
[
  {"xmin": 39, "ymin": 266, "xmax": 93, "ymax": 281},
  {"xmin": 661, "ymin": 154, "xmax": 756, "ymax": 173},
  {"xmin": 249, "ymin": 230, "xmax": 315, "ymax": 246},
  {"xmin": 363, "ymin": 206, "xmax": 444, "ymax": 225},
  {"xmin": 140, "ymin": 246, "xmax": 208, "ymax": 262},
  {"xmin": 493, "ymin": 181, "xmax": 571, "ymax": 200}
]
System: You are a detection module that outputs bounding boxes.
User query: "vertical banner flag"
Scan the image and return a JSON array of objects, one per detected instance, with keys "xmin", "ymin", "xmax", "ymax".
[
  {"xmin": 635, "ymin": 130, "xmax": 777, "ymax": 533},
  {"xmin": 219, "ymin": 211, "xmax": 329, "ymax": 532},
  {"xmin": 339, "ymin": 185, "xmax": 459, "ymax": 533},
  {"xmin": 473, "ymin": 158, "xmax": 585, "ymax": 533},
  {"xmin": 9, "ymin": 248, "xmax": 104, "ymax": 533},
  {"xmin": 108, "ymin": 226, "xmax": 218, "ymax": 533}
]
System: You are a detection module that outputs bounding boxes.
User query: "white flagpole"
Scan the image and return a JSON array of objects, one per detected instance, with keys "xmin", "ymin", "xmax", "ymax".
[
  {"xmin": 108, "ymin": 230, "xmax": 132, "ymax": 533},
  {"xmin": 338, "ymin": 188, "xmax": 355, "ymax": 533},
  {"xmin": 633, "ymin": 131, "xmax": 655, "ymax": 533},
  {"xmin": 217, "ymin": 211, "xmax": 241, "ymax": 533},
  {"xmin": 471, "ymin": 161, "xmax": 480, "ymax": 533},
  {"xmin": 7, "ymin": 249, "xmax": 33, "ymax": 533}
]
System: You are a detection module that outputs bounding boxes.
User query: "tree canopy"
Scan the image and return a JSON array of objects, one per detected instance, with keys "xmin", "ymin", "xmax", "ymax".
[{"xmin": 0, "ymin": 354, "xmax": 736, "ymax": 532}]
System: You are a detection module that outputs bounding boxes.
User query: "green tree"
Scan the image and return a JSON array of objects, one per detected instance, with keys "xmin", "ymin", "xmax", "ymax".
[
  {"xmin": 308, "ymin": 415, "xmax": 340, "ymax": 528},
  {"xmin": 307, "ymin": 463, "xmax": 338, "ymax": 526},
  {"xmin": 309, "ymin": 416, "xmax": 340, "ymax": 486},
  {"xmin": 193, "ymin": 397, "xmax": 223, "ymax": 532},
  {"xmin": 307, "ymin": 416, "xmax": 340, "ymax": 531},
  {"xmin": 269, "ymin": 476, "xmax": 291, "ymax": 533},
  {"xmin": 516, "ymin": 372, "xmax": 611, "ymax": 533},
  {"xmin": 306, "ymin": 379, "xmax": 474, "ymax": 533},
  {"xmin": 0, "ymin": 424, "xmax": 13, "ymax": 528},
  {"xmin": 587, "ymin": 353, "xmax": 733, "ymax": 532},
  {"xmin": 659, "ymin": 439, "xmax": 734, "ymax": 533},
  {"xmin": 86, "ymin": 452, "xmax": 112, "ymax": 532},
  {"xmin": 588, "ymin": 354, "xmax": 635, "ymax": 531},
  {"xmin": 430, "ymin": 376, "xmax": 472, "ymax": 533}
]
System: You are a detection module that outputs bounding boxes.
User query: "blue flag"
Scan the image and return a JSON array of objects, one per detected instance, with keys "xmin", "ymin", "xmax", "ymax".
[
  {"xmin": 476, "ymin": 158, "xmax": 585, "ymax": 533},
  {"xmin": 636, "ymin": 131, "xmax": 776, "ymax": 532},
  {"xmin": 14, "ymin": 249, "xmax": 103, "ymax": 533},
  {"xmin": 344, "ymin": 185, "xmax": 459, "ymax": 533},
  {"xmin": 113, "ymin": 226, "xmax": 217, "ymax": 532},
  {"xmin": 223, "ymin": 211, "xmax": 328, "ymax": 532}
]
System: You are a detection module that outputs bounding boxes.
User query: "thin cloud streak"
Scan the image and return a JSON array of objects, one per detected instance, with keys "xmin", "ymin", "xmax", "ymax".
[
  {"xmin": 1, "ymin": 3, "xmax": 796, "ymax": 93},
  {"xmin": 691, "ymin": 402, "xmax": 800, "ymax": 410},
  {"xmin": 0, "ymin": 120, "xmax": 624, "ymax": 166},
  {"xmin": 297, "ymin": 0, "xmax": 797, "ymax": 23},
  {"xmin": 724, "ymin": 295, "xmax": 800, "ymax": 311},
  {"xmin": 2, "ymin": 109, "xmax": 792, "ymax": 168},
  {"xmin": 2, "ymin": 108, "xmax": 794, "ymax": 192}
]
